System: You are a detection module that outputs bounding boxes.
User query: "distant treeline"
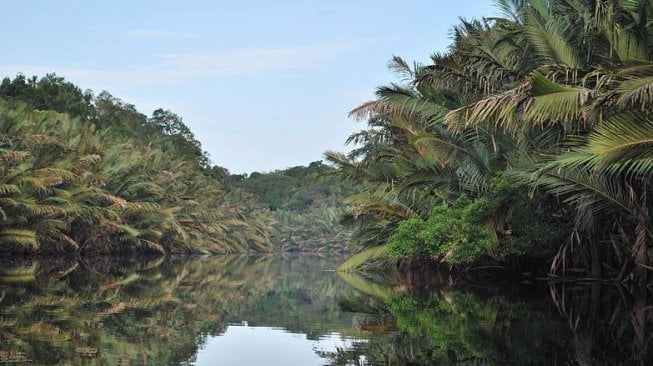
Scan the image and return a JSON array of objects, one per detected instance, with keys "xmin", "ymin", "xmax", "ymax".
[
  {"xmin": 0, "ymin": 74, "xmax": 274, "ymax": 256},
  {"xmin": 233, "ymin": 161, "xmax": 356, "ymax": 252}
]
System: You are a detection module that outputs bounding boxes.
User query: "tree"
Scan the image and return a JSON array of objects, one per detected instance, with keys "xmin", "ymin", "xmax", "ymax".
[
  {"xmin": 0, "ymin": 75, "xmax": 275, "ymax": 256},
  {"xmin": 332, "ymin": 0, "xmax": 653, "ymax": 281}
]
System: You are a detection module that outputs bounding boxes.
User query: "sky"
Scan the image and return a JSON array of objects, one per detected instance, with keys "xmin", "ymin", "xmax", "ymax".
[{"xmin": 0, "ymin": 0, "xmax": 497, "ymax": 174}]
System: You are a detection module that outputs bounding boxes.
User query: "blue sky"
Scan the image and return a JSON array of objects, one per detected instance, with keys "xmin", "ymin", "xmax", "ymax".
[{"xmin": 0, "ymin": 0, "xmax": 497, "ymax": 174}]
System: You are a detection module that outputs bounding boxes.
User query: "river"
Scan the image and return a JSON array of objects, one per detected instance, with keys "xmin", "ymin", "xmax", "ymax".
[{"xmin": 0, "ymin": 255, "xmax": 650, "ymax": 365}]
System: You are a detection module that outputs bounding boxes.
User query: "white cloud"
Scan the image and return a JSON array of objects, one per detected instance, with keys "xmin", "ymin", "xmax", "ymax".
[
  {"xmin": 0, "ymin": 43, "xmax": 355, "ymax": 88},
  {"xmin": 160, "ymin": 44, "xmax": 353, "ymax": 77},
  {"xmin": 125, "ymin": 29, "xmax": 200, "ymax": 39}
]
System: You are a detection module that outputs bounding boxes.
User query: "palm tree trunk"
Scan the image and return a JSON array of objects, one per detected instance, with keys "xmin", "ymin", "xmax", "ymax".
[
  {"xmin": 589, "ymin": 240, "xmax": 602, "ymax": 278},
  {"xmin": 632, "ymin": 191, "xmax": 649, "ymax": 287}
]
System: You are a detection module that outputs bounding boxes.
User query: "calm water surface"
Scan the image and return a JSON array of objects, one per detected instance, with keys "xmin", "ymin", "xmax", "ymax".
[{"xmin": 0, "ymin": 255, "xmax": 650, "ymax": 365}]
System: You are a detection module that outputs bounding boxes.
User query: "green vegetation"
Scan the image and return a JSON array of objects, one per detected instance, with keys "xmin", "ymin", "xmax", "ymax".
[
  {"xmin": 388, "ymin": 197, "xmax": 496, "ymax": 263},
  {"xmin": 233, "ymin": 162, "xmax": 355, "ymax": 252},
  {"xmin": 0, "ymin": 74, "xmax": 274, "ymax": 255},
  {"xmin": 329, "ymin": 0, "xmax": 653, "ymax": 281}
]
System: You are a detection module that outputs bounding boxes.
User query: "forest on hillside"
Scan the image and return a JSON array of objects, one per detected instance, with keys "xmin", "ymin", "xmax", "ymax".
[
  {"xmin": 331, "ymin": 0, "xmax": 653, "ymax": 283},
  {"xmin": 0, "ymin": 74, "xmax": 274, "ymax": 255}
]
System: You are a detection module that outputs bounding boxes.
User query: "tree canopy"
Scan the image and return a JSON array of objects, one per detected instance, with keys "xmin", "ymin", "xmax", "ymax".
[
  {"xmin": 0, "ymin": 74, "xmax": 274, "ymax": 255},
  {"xmin": 330, "ymin": 0, "xmax": 653, "ymax": 281},
  {"xmin": 234, "ymin": 161, "xmax": 356, "ymax": 252}
]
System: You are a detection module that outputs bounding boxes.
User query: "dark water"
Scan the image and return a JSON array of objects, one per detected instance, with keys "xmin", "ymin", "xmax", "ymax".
[{"xmin": 0, "ymin": 255, "xmax": 650, "ymax": 365}]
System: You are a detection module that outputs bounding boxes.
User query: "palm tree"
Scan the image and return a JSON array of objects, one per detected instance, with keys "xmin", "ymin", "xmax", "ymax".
[
  {"xmin": 334, "ymin": 0, "xmax": 653, "ymax": 280},
  {"xmin": 0, "ymin": 85, "xmax": 275, "ymax": 256}
]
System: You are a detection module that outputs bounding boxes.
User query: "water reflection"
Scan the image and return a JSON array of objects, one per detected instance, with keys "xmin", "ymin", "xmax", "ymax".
[
  {"xmin": 549, "ymin": 283, "xmax": 653, "ymax": 365},
  {"xmin": 194, "ymin": 326, "xmax": 358, "ymax": 366},
  {"xmin": 0, "ymin": 256, "xmax": 650, "ymax": 365},
  {"xmin": 334, "ymin": 271, "xmax": 571, "ymax": 365},
  {"xmin": 335, "ymin": 270, "xmax": 652, "ymax": 366},
  {"xmin": 0, "ymin": 255, "xmax": 359, "ymax": 365}
]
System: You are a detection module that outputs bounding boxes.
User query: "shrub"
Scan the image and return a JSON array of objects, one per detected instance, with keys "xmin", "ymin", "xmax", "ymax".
[{"xmin": 388, "ymin": 196, "xmax": 495, "ymax": 264}]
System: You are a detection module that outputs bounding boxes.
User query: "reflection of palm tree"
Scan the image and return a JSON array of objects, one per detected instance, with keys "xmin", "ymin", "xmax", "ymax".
[
  {"xmin": 550, "ymin": 283, "xmax": 652, "ymax": 365},
  {"xmin": 0, "ymin": 256, "xmax": 284, "ymax": 365}
]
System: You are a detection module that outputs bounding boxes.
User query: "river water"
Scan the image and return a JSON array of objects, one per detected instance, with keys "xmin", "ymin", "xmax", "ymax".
[{"xmin": 0, "ymin": 255, "xmax": 650, "ymax": 365}]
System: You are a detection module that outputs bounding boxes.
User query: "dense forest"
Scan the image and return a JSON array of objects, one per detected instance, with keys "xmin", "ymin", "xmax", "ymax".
[
  {"xmin": 232, "ymin": 162, "xmax": 355, "ymax": 252},
  {"xmin": 0, "ymin": 73, "xmax": 361, "ymax": 256},
  {"xmin": 330, "ymin": 0, "xmax": 653, "ymax": 283},
  {"xmin": 0, "ymin": 74, "xmax": 274, "ymax": 255}
]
